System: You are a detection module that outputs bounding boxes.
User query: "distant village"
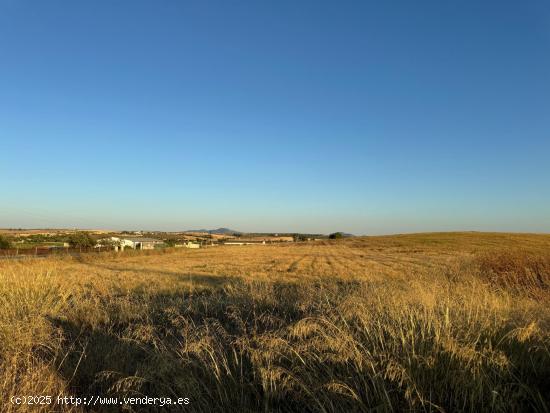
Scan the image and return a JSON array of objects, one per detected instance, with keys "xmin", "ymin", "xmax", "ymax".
[{"xmin": 0, "ymin": 228, "xmax": 338, "ymax": 255}]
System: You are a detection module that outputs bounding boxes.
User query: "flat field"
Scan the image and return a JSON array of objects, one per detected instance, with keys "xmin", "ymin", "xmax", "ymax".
[{"xmin": 1, "ymin": 232, "xmax": 549, "ymax": 412}]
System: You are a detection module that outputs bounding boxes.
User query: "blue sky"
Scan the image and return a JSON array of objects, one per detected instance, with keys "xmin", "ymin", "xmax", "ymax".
[{"xmin": 1, "ymin": 0, "xmax": 549, "ymax": 234}]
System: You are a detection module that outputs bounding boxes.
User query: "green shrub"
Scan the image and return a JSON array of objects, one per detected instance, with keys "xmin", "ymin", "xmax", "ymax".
[
  {"xmin": 0, "ymin": 235, "xmax": 10, "ymax": 249},
  {"xmin": 67, "ymin": 232, "xmax": 95, "ymax": 248}
]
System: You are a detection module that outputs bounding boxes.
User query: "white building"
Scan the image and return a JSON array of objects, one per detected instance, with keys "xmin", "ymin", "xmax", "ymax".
[
  {"xmin": 111, "ymin": 236, "xmax": 163, "ymax": 250},
  {"xmin": 175, "ymin": 242, "xmax": 201, "ymax": 249},
  {"xmin": 223, "ymin": 239, "xmax": 266, "ymax": 246}
]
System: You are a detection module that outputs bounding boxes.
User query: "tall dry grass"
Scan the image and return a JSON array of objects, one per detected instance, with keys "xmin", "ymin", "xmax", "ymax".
[
  {"xmin": 0, "ymin": 234, "xmax": 549, "ymax": 412},
  {"xmin": 474, "ymin": 250, "xmax": 550, "ymax": 296}
]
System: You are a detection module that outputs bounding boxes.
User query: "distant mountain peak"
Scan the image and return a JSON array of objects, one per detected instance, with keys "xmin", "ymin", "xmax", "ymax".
[
  {"xmin": 210, "ymin": 228, "xmax": 241, "ymax": 235},
  {"xmin": 186, "ymin": 228, "xmax": 241, "ymax": 235}
]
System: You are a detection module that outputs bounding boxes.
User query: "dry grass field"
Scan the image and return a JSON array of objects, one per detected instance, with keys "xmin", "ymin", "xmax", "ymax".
[{"xmin": 1, "ymin": 232, "xmax": 549, "ymax": 412}]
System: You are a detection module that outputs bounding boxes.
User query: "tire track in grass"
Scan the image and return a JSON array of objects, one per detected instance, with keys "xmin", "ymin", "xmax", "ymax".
[{"xmin": 287, "ymin": 255, "xmax": 308, "ymax": 273}]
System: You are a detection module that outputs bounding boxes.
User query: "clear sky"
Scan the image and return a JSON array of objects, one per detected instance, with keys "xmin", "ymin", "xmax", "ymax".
[{"xmin": 1, "ymin": 0, "xmax": 549, "ymax": 234}]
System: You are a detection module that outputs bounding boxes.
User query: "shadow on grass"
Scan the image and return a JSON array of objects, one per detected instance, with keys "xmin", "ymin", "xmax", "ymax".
[
  {"xmin": 47, "ymin": 278, "xmax": 333, "ymax": 412},
  {"xmin": 52, "ymin": 317, "xmax": 150, "ymax": 394},
  {"xmin": 48, "ymin": 283, "xmax": 265, "ymax": 412},
  {"xmin": 46, "ymin": 277, "xmax": 550, "ymax": 413}
]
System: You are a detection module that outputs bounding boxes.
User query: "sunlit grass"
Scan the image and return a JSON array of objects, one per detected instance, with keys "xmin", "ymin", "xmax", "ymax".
[{"xmin": 1, "ymin": 233, "xmax": 549, "ymax": 412}]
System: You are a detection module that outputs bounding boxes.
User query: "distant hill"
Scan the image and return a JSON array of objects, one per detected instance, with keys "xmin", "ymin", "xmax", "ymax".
[{"xmin": 186, "ymin": 228, "xmax": 242, "ymax": 235}]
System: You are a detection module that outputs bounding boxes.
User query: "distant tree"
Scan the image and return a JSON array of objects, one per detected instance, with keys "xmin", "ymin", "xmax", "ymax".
[
  {"xmin": 0, "ymin": 235, "xmax": 10, "ymax": 249},
  {"xmin": 97, "ymin": 238, "xmax": 118, "ymax": 248},
  {"xmin": 164, "ymin": 238, "xmax": 178, "ymax": 247},
  {"xmin": 67, "ymin": 232, "xmax": 95, "ymax": 248},
  {"xmin": 328, "ymin": 232, "xmax": 344, "ymax": 240}
]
